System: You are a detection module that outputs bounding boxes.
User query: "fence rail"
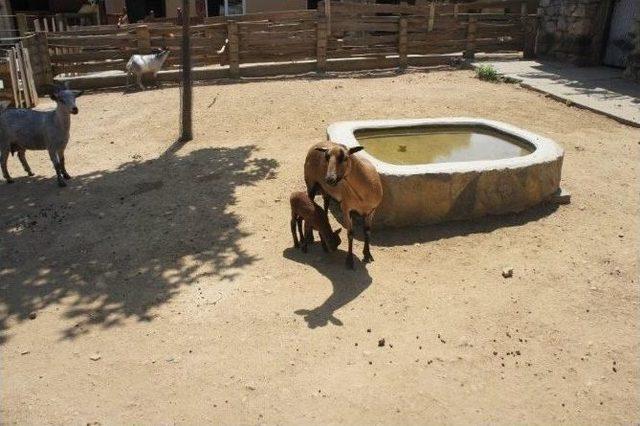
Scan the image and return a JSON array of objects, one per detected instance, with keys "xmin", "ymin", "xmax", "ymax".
[{"xmin": 1, "ymin": 1, "xmax": 538, "ymax": 89}]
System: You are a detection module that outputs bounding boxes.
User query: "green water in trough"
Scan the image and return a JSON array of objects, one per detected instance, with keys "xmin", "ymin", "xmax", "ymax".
[{"xmin": 355, "ymin": 126, "xmax": 534, "ymax": 165}]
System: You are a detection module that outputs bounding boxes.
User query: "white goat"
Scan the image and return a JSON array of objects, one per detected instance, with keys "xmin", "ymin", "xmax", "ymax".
[
  {"xmin": 125, "ymin": 49, "xmax": 170, "ymax": 90},
  {"xmin": 0, "ymin": 84, "xmax": 83, "ymax": 187}
]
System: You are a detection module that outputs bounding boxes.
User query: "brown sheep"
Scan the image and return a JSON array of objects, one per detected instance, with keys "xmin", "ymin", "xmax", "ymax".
[
  {"xmin": 304, "ymin": 141, "xmax": 383, "ymax": 269},
  {"xmin": 290, "ymin": 191, "xmax": 342, "ymax": 253}
]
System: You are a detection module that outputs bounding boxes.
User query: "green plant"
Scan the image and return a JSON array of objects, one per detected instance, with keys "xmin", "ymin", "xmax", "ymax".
[{"xmin": 476, "ymin": 64, "xmax": 499, "ymax": 82}]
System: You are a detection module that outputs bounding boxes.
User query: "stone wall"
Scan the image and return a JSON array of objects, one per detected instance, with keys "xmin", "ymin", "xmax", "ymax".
[{"xmin": 537, "ymin": 0, "xmax": 611, "ymax": 65}]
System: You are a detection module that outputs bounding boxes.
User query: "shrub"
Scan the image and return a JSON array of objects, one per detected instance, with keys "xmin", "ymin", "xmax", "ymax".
[{"xmin": 476, "ymin": 65, "xmax": 499, "ymax": 82}]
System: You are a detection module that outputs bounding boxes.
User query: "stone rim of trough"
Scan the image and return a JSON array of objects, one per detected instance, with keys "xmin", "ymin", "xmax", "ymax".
[{"xmin": 326, "ymin": 117, "xmax": 565, "ymax": 176}]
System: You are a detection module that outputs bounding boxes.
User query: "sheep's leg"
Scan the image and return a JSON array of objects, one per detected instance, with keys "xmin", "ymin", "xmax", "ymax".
[
  {"xmin": 59, "ymin": 150, "xmax": 71, "ymax": 179},
  {"xmin": 323, "ymin": 195, "xmax": 331, "ymax": 220},
  {"xmin": 320, "ymin": 235, "xmax": 329, "ymax": 253},
  {"xmin": 291, "ymin": 217, "xmax": 299, "ymax": 248},
  {"xmin": 343, "ymin": 208, "xmax": 354, "ymax": 269},
  {"xmin": 1, "ymin": 148, "xmax": 13, "ymax": 184},
  {"xmin": 17, "ymin": 149, "xmax": 34, "ymax": 176},
  {"xmin": 48, "ymin": 148, "xmax": 66, "ymax": 187},
  {"xmin": 362, "ymin": 212, "xmax": 374, "ymax": 263},
  {"xmin": 300, "ymin": 220, "xmax": 309, "ymax": 253}
]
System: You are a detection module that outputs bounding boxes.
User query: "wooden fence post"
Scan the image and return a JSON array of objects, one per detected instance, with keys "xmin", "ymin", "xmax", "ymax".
[
  {"xmin": 227, "ymin": 21, "xmax": 240, "ymax": 78},
  {"xmin": 523, "ymin": 16, "xmax": 537, "ymax": 59},
  {"xmin": 428, "ymin": 2, "xmax": 435, "ymax": 32},
  {"xmin": 316, "ymin": 18, "xmax": 328, "ymax": 73},
  {"xmin": 16, "ymin": 14, "xmax": 29, "ymax": 36},
  {"xmin": 399, "ymin": 17, "xmax": 408, "ymax": 69},
  {"xmin": 136, "ymin": 25, "xmax": 151, "ymax": 54},
  {"xmin": 325, "ymin": 0, "xmax": 331, "ymax": 37},
  {"xmin": 463, "ymin": 16, "xmax": 476, "ymax": 59}
]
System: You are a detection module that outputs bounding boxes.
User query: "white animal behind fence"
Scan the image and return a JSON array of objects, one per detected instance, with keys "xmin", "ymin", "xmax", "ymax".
[{"xmin": 126, "ymin": 49, "xmax": 170, "ymax": 90}]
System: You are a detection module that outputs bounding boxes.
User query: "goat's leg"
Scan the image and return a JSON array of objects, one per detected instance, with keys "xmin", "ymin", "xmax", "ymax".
[
  {"xmin": 17, "ymin": 149, "xmax": 34, "ymax": 176},
  {"xmin": 137, "ymin": 73, "xmax": 145, "ymax": 90},
  {"xmin": 1, "ymin": 148, "xmax": 13, "ymax": 184},
  {"xmin": 291, "ymin": 216, "xmax": 299, "ymax": 248},
  {"xmin": 362, "ymin": 212, "xmax": 375, "ymax": 263},
  {"xmin": 48, "ymin": 148, "xmax": 66, "ymax": 187},
  {"xmin": 342, "ymin": 208, "xmax": 354, "ymax": 269},
  {"xmin": 59, "ymin": 150, "xmax": 71, "ymax": 179}
]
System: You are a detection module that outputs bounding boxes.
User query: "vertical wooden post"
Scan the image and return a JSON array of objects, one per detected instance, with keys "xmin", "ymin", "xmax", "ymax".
[
  {"xmin": 316, "ymin": 18, "xmax": 328, "ymax": 73},
  {"xmin": 453, "ymin": 4, "xmax": 459, "ymax": 18},
  {"xmin": 523, "ymin": 16, "xmax": 537, "ymax": 59},
  {"xmin": 36, "ymin": 32, "xmax": 53, "ymax": 87},
  {"xmin": 227, "ymin": 21, "xmax": 240, "ymax": 78},
  {"xmin": 136, "ymin": 25, "xmax": 151, "ymax": 54},
  {"xmin": 180, "ymin": 0, "xmax": 193, "ymax": 142},
  {"xmin": 34, "ymin": 19, "xmax": 42, "ymax": 32},
  {"xmin": 325, "ymin": 0, "xmax": 331, "ymax": 37},
  {"xmin": 428, "ymin": 2, "xmax": 435, "ymax": 32},
  {"xmin": 520, "ymin": 2, "xmax": 527, "ymax": 17},
  {"xmin": 16, "ymin": 14, "xmax": 29, "ymax": 36},
  {"xmin": 399, "ymin": 17, "xmax": 408, "ymax": 69},
  {"xmin": 8, "ymin": 50, "xmax": 20, "ymax": 107},
  {"xmin": 464, "ymin": 16, "xmax": 476, "ymax": 59}
]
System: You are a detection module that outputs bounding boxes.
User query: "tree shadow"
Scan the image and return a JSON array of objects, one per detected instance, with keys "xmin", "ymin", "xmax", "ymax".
[
  {"xmin": 283, "ymin": 246, "xmax": 372, "ymax": 329},
  {"xmin": 0, "ymin": 146, "xmax": 278, "ymax": 344},
  {"xmin": 523, "ymin": 61, "xmax": 640, "ymax": 105}
]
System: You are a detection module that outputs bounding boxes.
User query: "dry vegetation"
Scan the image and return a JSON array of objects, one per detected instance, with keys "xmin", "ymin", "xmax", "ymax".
[{"xmin": 1, "ymin": 70, "xmax": 638, "ymax": 424}]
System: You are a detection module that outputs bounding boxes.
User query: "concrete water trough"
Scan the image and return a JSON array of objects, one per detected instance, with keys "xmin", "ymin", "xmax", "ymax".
[{"xmin": 327, "ymin": 118, "xmax": 565, "ymax": 228}]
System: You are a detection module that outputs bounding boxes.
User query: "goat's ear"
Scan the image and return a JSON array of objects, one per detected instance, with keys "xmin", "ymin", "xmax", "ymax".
[
  {"xmin": 50, "ymin": 93, "xmax": 58, "ymax": 101},
  {"xmin": 315, "ymin": 147, "xmax": 329, "ymax": 153},
  {"xmin": 72, "ymin": 90, "xmax": 84, "ymax": 98},
  {"xmin": 348, "ymin": 146, "xmax": 365, "ymax": 155}
]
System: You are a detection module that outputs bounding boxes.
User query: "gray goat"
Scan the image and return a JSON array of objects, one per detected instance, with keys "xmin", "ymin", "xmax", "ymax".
[{"xmin": 0, "ymin": 84, "xmax": 83, "ymax": 187}]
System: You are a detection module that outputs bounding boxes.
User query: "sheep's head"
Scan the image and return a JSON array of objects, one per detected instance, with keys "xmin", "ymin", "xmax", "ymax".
[
  {"xmin": 315, "ymin": 143, "xmax": 364, "ymax": 187},
  {"xmin": 50, "ymin": 84, "xmax": 83, "ymax": 115}
]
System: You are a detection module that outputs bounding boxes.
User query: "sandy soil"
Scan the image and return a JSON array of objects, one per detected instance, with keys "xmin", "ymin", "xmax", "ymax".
[{"xmin": 1, "ymin": 70, "xmax": 638, "ymax": 425}]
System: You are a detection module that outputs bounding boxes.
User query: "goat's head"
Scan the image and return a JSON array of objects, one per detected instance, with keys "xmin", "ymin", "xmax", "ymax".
[
  {"xmin": 326, "ymin": 228, "xmax": 342, "ymax": 251},
  {"xmin": 156, "ymin": 48, "xmax": 170, "ymax": 61},
  {"xmin": 50, "ymin": 84, "xmax": 83, "ymax": 115},
  {"xmin": 315, "ymin": 143, "xmax": 365, "ymax": 187}
]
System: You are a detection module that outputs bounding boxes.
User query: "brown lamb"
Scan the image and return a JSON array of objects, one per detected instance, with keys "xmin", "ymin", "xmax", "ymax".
[{"xmin": 290, "ymin": 191, "xmax": 342, "ymax": 253}]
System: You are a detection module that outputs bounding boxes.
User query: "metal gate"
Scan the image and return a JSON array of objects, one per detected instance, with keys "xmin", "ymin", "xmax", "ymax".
[{"xmin": 604, "ymin": 0, "xmax": 639, "ymax": 68}]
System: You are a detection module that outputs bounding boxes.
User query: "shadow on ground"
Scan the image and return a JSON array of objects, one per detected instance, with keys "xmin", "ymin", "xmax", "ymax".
[
  {"xmin": 373, "ymin": 203, "xmax": 560, "ymax": 246},
  {"xmin": 0, "ymin": 145, "xmax": 278, "ymax": 344},
  {"xmin": 283, "ymin": 246, "xmax": 372, "ymax": 329}
]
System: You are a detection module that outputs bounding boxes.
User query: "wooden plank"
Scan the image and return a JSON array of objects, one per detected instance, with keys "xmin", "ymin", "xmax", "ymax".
[
  {"xmin": 8, "ymin": 51, "xmax": 20, "ymax": 107},
  {"xmin": 14, "ymin": 47, "xmax": 32, "ymax": 107},
  {"xmin": 22, "ymin": 47, "xmax": 39, "ymax": 106},
  {"xmin": 52, "ymin": 50, "xmax": 136, "ymax": 62}
]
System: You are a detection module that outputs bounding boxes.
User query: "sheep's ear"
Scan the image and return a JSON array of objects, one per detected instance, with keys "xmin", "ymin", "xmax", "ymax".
[
  {"xmin": 348, "ymin": 146, "xmax": 364, "ymax": 155},
  {"xmin": 72, "ymin": 90, "xmax": 84, "ymax": 98},
  {"xmin": 315, "ymin": 147, "xmax": 329, "ymax": 153}
]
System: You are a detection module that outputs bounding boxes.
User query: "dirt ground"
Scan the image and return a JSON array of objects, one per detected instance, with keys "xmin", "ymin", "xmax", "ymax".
[{"xmin": 1, "ymin": 69, "xmax": 638, "ymax": 425}]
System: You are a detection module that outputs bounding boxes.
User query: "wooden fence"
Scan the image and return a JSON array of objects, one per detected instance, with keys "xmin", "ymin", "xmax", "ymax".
[
  {"xmin": 0, "ymin": 43, "xmax": 39, "ymax": 107},
  {"xmin": 5, "ymin": 0, "xmax": 538, "ymax": 87}
]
